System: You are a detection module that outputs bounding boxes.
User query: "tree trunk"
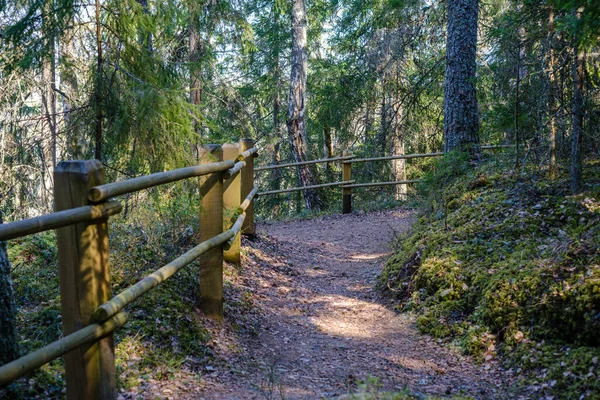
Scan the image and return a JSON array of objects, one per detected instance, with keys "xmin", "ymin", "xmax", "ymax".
[
  {"xmin": 94, "ymin": 0, "xmax": 103, "ymax": 161},
  {"xmin": 378, "ymin": 90, "xmax": 388, "ymax": 156},
  {"xmin": 41, "ymin": 3, "xmax": 57, "ymax": 208},
  {"xmin": 514, "ymin": 27, "xmax": 524, "ymax": 169},
  {"xmin": 548, "ymin": 3, "xmax": 558, "ymax": 179},
  {"xmin": 0, "ymin": 213, "xmax": 19, "ymax": 365},
  {"xmin": 60, "ymin": 11, "xmax": 79, "ymax": 156},
  {"xmin": 323, "ymin": 125, "xmax": 334, "ymax": 181},
  {"xmin": 392, "ymin": 103, "xmax": 407, "ymax": 200},
  {"xmin": 287, "ymin": 0, "xmax": 322, "ymax": 210},
  {"xmin": 189, "ymin": 8, "xmax": 203, "ymax": 137},
  {"xmin": 571, "ymin": 7, "xmax": 585, "ymax": 194},
  {"xmin": 443, "ymin": 0, "xmax": 480, "ymax": 154}
]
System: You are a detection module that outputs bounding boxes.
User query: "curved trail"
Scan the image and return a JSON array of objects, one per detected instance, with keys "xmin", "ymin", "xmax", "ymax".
[{"xmin": 172, "ymin": 210, "xmax": 511, "ymax": 399}]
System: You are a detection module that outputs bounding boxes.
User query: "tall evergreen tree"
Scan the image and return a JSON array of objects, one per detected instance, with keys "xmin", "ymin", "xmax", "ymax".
[
  {"xmin": 443, "ymin": 0, "xmax": 480, "ymax": 153},
  {"xmin": 287, "ymin": 0, "xmax": 322, "ymax": 210}
]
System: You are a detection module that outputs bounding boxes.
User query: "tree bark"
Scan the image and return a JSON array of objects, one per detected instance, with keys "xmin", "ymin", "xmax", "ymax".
[
  {"xmin": 0, "ymin": 213, "xmax": 19, "ymax": 365},
  {"xmin": 571, "ymin": 7, "xmax": 585, "ymax": 194},
  {"xmin": 391, "ymin": 102, "xmax": 407, "ymax": 200},
  {"xmin": 287, "ymin": 0, "xmax": 322, "ymax": 210},
  {"xmin": 548, "ymin": 3, "xmax": 558, "ymax": 179},
  {"xmin": 443, "ymin": 0, "xmax": 480, "ymax": 154},
  {"xmin": 94, "ymin": 0, "xmax": 103, "ymax": 161}
]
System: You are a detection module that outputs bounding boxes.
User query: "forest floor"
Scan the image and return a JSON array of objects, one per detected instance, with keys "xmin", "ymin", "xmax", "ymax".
[{"xmin": 130, "ymin": 210, "xmax": 517, "ymax": 399}]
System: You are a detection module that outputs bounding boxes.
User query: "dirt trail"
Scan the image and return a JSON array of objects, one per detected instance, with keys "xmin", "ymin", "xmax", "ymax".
[{"xmin": 193, "ymin": 210, "xmax": 512, "ymax": 399}]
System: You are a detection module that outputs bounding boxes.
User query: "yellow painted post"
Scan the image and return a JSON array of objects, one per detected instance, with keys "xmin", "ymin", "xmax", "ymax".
[
  {"xmin": 54, "ymin": 160, "xmax": 116, "ymax": 400},
  {"xmin": 199, "ymin": 145, "xmax": 224, "ymax": 318},
  {"xmin": 222, "ymin": 143, "xmax": 241, "ymax": 267},
  {"xmin": 239, "ymin": 138, "xmax": 255, "ymax": 235},
  {"xmin": 342, "ymin": 150, "xmax": 352, "ymax": 214}
]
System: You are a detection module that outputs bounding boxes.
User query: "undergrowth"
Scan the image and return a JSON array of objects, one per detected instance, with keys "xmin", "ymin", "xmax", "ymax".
[
  {"xmin": 380, "ymin": 151, "xmax": 600, "ymax": 399},
  {"xmin": 2, "ymin": 181, "xmax": 218, "ymax": 398}
]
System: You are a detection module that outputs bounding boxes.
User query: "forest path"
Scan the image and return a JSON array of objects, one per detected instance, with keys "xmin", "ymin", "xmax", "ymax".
[{"xmin": 193, "ymin": 209, "xmax": 512, "ymax": 399}]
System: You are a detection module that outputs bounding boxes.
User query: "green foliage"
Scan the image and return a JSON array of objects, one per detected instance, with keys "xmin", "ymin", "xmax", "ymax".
[{"xmin": 381, "ymin": 154, "xmax": 600, "ymax": 398}]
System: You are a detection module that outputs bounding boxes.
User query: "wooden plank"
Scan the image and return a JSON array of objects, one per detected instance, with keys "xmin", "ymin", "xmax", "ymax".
[
  {"xmin": 239, "ymin": 187, "xmax": 258, "ymax": 213},
  {"xmin": 88, "ymin": 161, "xmax": 234, "ymax": 202},
  {"xmin": 198, "ymin": 145, "xmax": 224, "ymax": 319},
  {"xmin": 342, "ymin": 180, "xmax": 421, "ymax": 189},
  {"xmin": 342, "ymin": 150, "xmax": 352, "ymax": 214},
  {"xmin": 222, "ymin": 143, "xmax": 242, "ymax": 267},
  {"xmin": 257, "ymin": 180, "xmax": 354, "ymax": 196},
  {"xmin": 0, "ymin": 202, "xmax": 122, "ymax": 241},
  {"xmin": 54, "ymin": 160, "xmax": 116, "ymax": 400},
  {"xmin": 254, "ymin": 155, "xmax": 354, "ymax": 171},
  {"xmin": 239, "ymin": 138, "xmax": 255, "ymax": 235},
  {"xmin": 0, "ymin": 312, "xmax": 127, "ymax": 386}
]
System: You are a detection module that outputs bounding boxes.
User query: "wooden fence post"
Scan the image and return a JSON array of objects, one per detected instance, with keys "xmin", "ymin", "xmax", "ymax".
[
  {"xmin": 342, "ymin": 150, "xmax": 352, "ymax": 214},
  {"xmin": 54, "ymin": 160, "xmax": 116, "ymax": 400},
  {"xmin": 222, "ymin": 143, "xmax": 241, "ymax": 267},
  {"xmin": 239, "ymin": 138, "xmax": 255, "ymax": 235},
  {"xmin": 199, "ymin": 145, "xmax": 224, "ymax": 319}
]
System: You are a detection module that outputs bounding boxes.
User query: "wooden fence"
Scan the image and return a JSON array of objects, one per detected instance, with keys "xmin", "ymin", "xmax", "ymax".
[
  {"xmin": 0, "ymin": 139, "xmax": 257, "ymax": 399},
  {"xmin": 255, "ymin": 144, "xmax": 511, "ymax": 213},
  {"xmin": 0, "ymin": 140, "xmax": 510, "ymax": 397}
]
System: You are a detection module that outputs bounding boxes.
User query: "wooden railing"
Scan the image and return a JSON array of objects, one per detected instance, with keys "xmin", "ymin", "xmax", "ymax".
[
  {"xmin": 255, "ymin": 144, "xmax": 511, "ymax": 214},
  {"xmin": 0, "ymin": 140, "xmax": 510, "ymax": 397},
  {"xmin": 0, "ymin": 139, "xmax": 258, "ymax": 399}
]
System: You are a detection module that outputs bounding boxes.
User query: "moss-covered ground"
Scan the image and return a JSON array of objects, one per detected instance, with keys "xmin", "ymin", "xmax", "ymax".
[{"xmin": 380, "ymin": 152, "xmax": 600, "ymax": 399}]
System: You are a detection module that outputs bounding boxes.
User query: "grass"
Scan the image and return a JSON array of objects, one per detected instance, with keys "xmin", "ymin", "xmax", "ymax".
[{"xmin": 380, "ymin": 151, "xmax": 600, "ymax": 399}]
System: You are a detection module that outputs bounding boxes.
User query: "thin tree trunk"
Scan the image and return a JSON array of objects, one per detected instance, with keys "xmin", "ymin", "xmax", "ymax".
[
  {"xmin": 94, "ymin": 0, "xmax": 103, "ymax": 161},
  {"xmin": 287, "ymin": 0, "xmax": 322, "ymax": 210},
  {"xmin": 189, "ymin": 10, "xmax": 202, "ymax": 133},
  {"xmin": 0, "ymin": 213, "xmax": 19, "ymax": 365},
  {"xmin": 391, "ymin": 101, "xmax": 406, "ymax": 200},
  {"xmin": 323, "ymin": 125, "xmax": 334, "ymax": 182},
  {"xmin": 378, "ymin": 90, "xmax": 388, "ymax": 156},
  {"xmin": 571, "ymin": 7, "xmax": 585, "ymax": 194},
  {"xmin": 41, "ymin": 3, "xmax": 57, "ymax": 207},
  {"xmin": 548, "ymin": 3, "xmax": 558, "ymax": 178},
  {"xmin": 514, "ymin": 28, "xmax": 523, "ymax": 169},
  {"xmin": 61, "ymin": 11, "xmax": 78, "ymax": 155},
  {"xmin": 443, "ymin": 0, "xmax": 480, "ymax": 154}
]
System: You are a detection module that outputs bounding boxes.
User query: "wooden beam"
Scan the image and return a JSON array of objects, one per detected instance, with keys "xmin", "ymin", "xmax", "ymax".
[
  {"xmin": 341, "ymin": 180, "xmax": 421, "ymax": 189},
  {"xmin": 0, "ymin": 202, "xmax": 122, "ymax": 241},
  {"xmin": 88, "ymin": 162, "xmax": 233, "ymax": 202},
  {"xmin": 257, "ymin": 180, "xmax": 354, "ymax": 196},
  {"xmin": 198, "ymin": 146, "xmax": 224, "ymax": 319},
  {"xmin": 54, "ymin": 160, "xmax": 116, "ymax": 400},
  {"xmin": 222, "ymin": 144, "xmax": 242, "ymax": 267},
  {"xmin": 239, "ymin": 138, "xmax": 255, "ymax": 235},
  {"xmin": 342, "ymin": 150, "xmax": 352, "ymax": 214},
  {"xmin": 254, "ymin": 155, "xmax": 354, "ymax": 171},
  {"xmin": 0, "ymin": 313, "xmax": 127, "ymax": 386},
  {"xmin": 93, "ymin": 230, "xmax": 234, "ymax": 323}
]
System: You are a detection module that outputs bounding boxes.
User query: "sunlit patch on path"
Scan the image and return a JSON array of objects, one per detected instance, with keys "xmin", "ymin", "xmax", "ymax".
[{"xmin": 185, "ymin": 209, "xmax": 512, "ymax": 399}]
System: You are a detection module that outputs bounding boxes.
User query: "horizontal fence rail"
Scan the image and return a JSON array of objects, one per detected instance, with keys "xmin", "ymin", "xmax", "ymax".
[
  {"xmin": 88, "ymin": 161, "xmax": 235, "ymax": 202},
  {"xmin": 0, "ymin": 201, "xmax": 122, "ymax": 241},
  {"xmin": 255, "ymin": 155, "xmax": 354, "ymax": 172},
  {"xmin": 257, "ymin": 180, "xmax": 355, "ymax": 196},
  {"xmin": 341, "ymin": 180, "xmax": 421, "ymax": 189},
  {"xmin": 0, "ymin": 312, "xmax": 128, "ymax": 386}
]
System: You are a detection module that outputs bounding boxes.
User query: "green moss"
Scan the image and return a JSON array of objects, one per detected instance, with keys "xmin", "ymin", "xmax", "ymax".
[{"xmin": 381, "ymin": 153, "xmax": 600, "ymax": 398}]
